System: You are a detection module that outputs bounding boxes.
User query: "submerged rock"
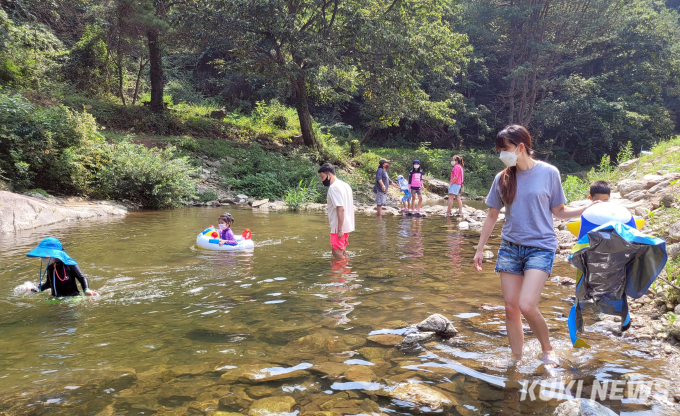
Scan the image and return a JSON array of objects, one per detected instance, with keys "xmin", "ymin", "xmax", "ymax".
[
  {"xmin": 398, "ymin": 332, "xmax": 436, "ymax": 349},
  {"xmin": 249, "ymin": 396, "xmax": 296, "ymax": 416},
  {"xmin": 387, "ymin": 382, "xmax": 456, "ymax": 410},
  {"xmin": 343, "ymin": 365, "xmax": 377, "ymax": 382},
  {"xmin": 416, "ymin": 314, "xmax": 458, "ymax": 336},
  {"xmin": 553, "ymin": 398, "xmax": 617, "ymax": 416},
  {"xmin": 367, "ymin": 334, "xmax": 404, "ymax": 346}
]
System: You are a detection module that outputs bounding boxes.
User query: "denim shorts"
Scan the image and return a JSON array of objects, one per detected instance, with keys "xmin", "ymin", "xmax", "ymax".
[
  {"xmin": 495, "ymin": 240, "xmax": 555, "ymax": 276},
  {"xmin": 411, "ymin": 188, "xmax": 422, "ymax": 195},
  {"xmin": 448, "ymin": 184, "xmax": 461, "ymax": 195}
]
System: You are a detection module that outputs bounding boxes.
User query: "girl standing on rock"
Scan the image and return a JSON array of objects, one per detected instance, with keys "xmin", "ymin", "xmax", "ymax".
[
  {"xmin": 473, "ymin": 125, "xmax": 596, "ymax": 366},
  {"xmin": 446, "ymin": 155, "xmax": 464, "ymax": 217}
]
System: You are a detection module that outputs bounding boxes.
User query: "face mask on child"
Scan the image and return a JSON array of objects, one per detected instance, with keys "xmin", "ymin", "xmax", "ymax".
[
  {"xmin": 413, "ymin": 164, "xmax": 420, "ymax": 170},
  {"xmin": 218, "ymin": 223, "xmax": 228, "ymax": 230},
  {"xmin": 451, "ymin": 161, "xmax": 456, "ymax": 166}
]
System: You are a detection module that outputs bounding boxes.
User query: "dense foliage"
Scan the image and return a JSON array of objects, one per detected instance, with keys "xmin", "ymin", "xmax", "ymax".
[
  {"xmin": 0, "ymin": 92, "xmax": 196, "ymax": 207},
  {"xmin": 2, "ymin": 0, "xmax": 680, "ymax": 201}
]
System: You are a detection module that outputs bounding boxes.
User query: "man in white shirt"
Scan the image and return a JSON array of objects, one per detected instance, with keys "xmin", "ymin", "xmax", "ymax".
[{"xmin": 318, "ymin": 163, "xmax": 355, "ymax": 259}]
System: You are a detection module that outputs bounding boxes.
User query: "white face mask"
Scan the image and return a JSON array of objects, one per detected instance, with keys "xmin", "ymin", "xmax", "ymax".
[
  {"xmin": 451, "ymin": 161, "xmax": 456, "ymax": 166},
  {"xmin": 413, "ymin": 165, "xmax": 420, "ymax": 170},
  {"xmin": 499, "ymin": 147, "xmax": 522, "ymax": 168},
  {"xmin": 218, "ymin": 223, "xmax": 228, "ymax": 230}
]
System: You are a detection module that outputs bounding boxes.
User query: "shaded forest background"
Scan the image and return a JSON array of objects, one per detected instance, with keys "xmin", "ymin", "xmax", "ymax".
[{"xmin": 2, "ymin": 0, "xmax": 680, "ymax": 205}]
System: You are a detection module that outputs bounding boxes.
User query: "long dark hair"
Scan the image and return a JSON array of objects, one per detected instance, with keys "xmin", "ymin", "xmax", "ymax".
[
  {"xmin": 495, "ymin": 125, "xmax": 534, "ymax": 204},
  {"xmin": 453, "ymin": 155, "xmax": 464, "ymax": 168},
  {"xmin": 412, "ymin": 161, "xmax": 421, "ymax": 172}
]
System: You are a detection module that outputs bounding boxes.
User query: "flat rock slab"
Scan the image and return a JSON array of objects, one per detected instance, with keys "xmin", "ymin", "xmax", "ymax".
[
  {"xmin": 553, "ymin": 398, "xmax": 617, "ymax": 416},
  {"xmin": 367, "ymin": 334, "xmax": 404, "ymax": 346},
  {"xmin": 249, "ymin": 396, "xmax": 296, "ymax": 416},
  {"xmin": 386, "ymin": 382, "xmax": 456, "ymax": 410},
  {"xmin": 0, "ymin": 191, "xmax": 127, "ymax": 233}
]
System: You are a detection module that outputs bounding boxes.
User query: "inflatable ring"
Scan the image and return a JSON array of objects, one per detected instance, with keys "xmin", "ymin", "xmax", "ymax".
[
  {"xmin": 196, "ymin": 227, "xmax": 254, "ymax": 251},
  {"xmin": 566, "ymin": 203, "xmax": 645, "ymax": 238}
]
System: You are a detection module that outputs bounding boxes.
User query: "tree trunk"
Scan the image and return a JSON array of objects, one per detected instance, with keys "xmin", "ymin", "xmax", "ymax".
[
  {"xmin": 147, "ymin": 28, "xmax": 164, "ymax": 113},
  {"xmin": 360, "ymin": 126, "xmax": 376, "ymax": 145},
  {"xmin": 291, "ymin": 75, "xmax": 318, "ymax": 150},
  {"xmin": 117, "ymin": 59, "xmax": 126, "ymax": 106},
  {"xmin": 132, "ymin": 57, "xmax": 147, "ymax": 105}
]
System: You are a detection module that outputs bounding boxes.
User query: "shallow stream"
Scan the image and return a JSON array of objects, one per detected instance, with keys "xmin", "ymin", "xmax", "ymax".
[{"xmin": 0, "ymin": 207, "xmax": 677, "ymax": 415}]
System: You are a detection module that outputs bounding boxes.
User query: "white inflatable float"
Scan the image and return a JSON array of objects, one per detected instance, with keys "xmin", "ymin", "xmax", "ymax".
[{"xmin": 196, "ymin": 227, "xmax": 254, "ymax": 251}]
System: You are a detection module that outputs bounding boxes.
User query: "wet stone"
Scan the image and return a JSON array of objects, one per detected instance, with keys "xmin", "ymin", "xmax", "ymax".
[
  {"xmin": 358, "ymin": 347, "xmax": 393, "ymax": 361},
  {"xmin": 552, "ymin": 398, "xmax": 617, "ymax": 416},
  {"xmin": 312, "ymin": 362, "xmax": 350, "ymax": 378},
  {"xmin": 367, "ymin": 334, "xmax": 404, "ymax": 346},
  {"xmin": 386, "ymin": 381, "xmax": 457, "ymax": 410},
  {"xmin": 416, "ymin": 313, "xmax": 458, "ymax": 336},
  {"xmin": 398, "ymin": 332, "xmax": 436, "ymax": 348},
  {"xmin": 343, "ymin": 365, "xmax": 378, "ymax": 382},
  {"xmin": 249, "ymin": 396, "xmax": 297, "ymax": 416}
]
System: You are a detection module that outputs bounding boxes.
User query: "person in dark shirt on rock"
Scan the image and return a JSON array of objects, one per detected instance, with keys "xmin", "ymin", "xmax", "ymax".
[{"xmin": 26, "ymin": 237, "xmax": 99, "ymax": 297}]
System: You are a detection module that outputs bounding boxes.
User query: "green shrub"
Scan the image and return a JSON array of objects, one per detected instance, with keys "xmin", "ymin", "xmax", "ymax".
[
  {"xmin": 563, "ymin": 175, "xmax": 589, "ymax": 203},
  {"xmin": 285, "ymin": 179, "xmax": 321, "ymax": 210},
  {"xmin": 97, "ymin": 142, "xmax": 196, "ymax": 208},
  {"xmin": 197, "ymin": 189, "xmax": 218, "ymax": 203},
  {"xmin": 0, "ymin": 92, "xmax": 106, "ymax": 194}
]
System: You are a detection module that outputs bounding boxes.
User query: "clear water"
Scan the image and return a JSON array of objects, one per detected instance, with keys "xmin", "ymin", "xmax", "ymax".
[{"xmin": 0, "ymin": 207, "xmax": 676, "ymax": 415}]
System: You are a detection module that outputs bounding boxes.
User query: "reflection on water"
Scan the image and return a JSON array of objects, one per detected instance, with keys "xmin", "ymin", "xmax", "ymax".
[{"xmin": 0, "ymin": 207, "xmax": 677, "ymax": 415}]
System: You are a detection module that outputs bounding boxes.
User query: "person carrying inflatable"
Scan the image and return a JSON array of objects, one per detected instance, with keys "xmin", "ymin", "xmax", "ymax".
[
  {"xmin": 568, "ymin": 202, "xmax": 667, "ymax": 348},
  {"xmin": 25, "ymin": 237, "xmax": 99, "ymax": 297},
  {"xmin": 396, "ymin": 175, "xmax": 411, "ymax": 211}
]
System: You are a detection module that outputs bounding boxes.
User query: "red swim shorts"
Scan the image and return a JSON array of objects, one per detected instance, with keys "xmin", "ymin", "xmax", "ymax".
[{"xmin": 330, "ymin": 233, "xmax": 349, "ymax": 250}]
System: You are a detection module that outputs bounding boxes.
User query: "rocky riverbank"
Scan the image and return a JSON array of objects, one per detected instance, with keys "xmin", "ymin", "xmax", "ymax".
[{"xmin": 0, "ymin": 191, "xmax": 127, "ymax": 233}]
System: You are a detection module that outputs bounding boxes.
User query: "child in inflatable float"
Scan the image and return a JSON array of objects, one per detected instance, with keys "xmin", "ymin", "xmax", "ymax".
[
  {"xmin": 567, "ymin": 202, "xmax": 667, "ymax": 348},
  {"xmin": 196, "ymin": 212, "xmax": 254, "ymax": 251}
]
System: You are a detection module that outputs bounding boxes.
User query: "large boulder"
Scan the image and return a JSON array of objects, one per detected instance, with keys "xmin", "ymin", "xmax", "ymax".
[
  {"xmin": 617, "ymin": 158, "xmax": 639, "ymax": 171},
  {"xmin": 617, "ymin": 180, "xmax": 646, "ymax": 196},
  {"xmin": 640, "ymin": 174, "xmax": 664, "ymax": 189},
  {"xmin": 668, "ymin": 243, "xmax": 680, "ymax": 260},
  {"xmin": 553, "ymin": 399, "xmax": 617, "ymax": 416},
  {"xmin": 648, "ymin": 180, "xmax": 671, "ymax": 194},
  {"xmin": 670, "ymin": 221, "xmax": 680, "ymax": 240},
  {"xmin": 0, "ymin": 191, "xmax": 127, "ymax": 234},
  {"xmin": 422, "ymin": 176, "xmax": 449, "ymax": 196}
]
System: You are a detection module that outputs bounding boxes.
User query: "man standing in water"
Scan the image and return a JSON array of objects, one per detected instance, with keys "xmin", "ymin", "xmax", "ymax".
[{"xmin": 318, "ymin": 163, "xmax": 355, "ymax": 259}]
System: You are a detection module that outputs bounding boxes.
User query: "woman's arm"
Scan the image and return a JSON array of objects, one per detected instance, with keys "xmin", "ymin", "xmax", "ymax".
[
  {"xmin": 473, "ymin": 208, "xmax": 501, "ymax": 271},
  {"xmin": 551, "ymin": 202, "xmax": 598, "ymax": 220}
]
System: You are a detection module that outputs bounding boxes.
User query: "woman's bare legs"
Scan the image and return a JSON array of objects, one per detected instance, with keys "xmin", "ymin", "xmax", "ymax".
[
  {"xmin": 500, "ymin": 270, "xmax": 552, "ymax": 357},
  {"xmin": 456, "ymin": 194, "xmax": 463, "ymax": 216}
]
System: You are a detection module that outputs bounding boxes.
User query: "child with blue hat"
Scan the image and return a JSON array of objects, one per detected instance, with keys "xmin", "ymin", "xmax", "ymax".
[{"xmin": 25, "ymin": 237, "xmax": 99, "ymax": 297}]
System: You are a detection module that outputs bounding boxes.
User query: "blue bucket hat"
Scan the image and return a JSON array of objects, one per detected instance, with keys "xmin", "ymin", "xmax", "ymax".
[
  {"xmin": 413, "ymin": 160, "xmax": 420, "ymax": 164},
  {"xmin": 26, "ymin": 237, "xmax": 77, "ymax": 265}
]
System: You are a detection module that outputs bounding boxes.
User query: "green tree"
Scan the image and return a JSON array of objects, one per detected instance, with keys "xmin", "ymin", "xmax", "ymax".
[{"xmin": 196, "ymin": 0, "xmax": 469, "ymax": 150}]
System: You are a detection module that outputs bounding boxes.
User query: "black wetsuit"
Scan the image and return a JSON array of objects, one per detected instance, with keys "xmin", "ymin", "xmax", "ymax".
[{"xmin": 37, "ymin": 261, "xmax": 89, "ymax": 297}]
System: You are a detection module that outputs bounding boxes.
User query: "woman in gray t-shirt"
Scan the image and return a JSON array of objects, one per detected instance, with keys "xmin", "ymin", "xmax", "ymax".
[{"xmin": 473, "ymin": 125, "xmax": 597, "ymax": 367}]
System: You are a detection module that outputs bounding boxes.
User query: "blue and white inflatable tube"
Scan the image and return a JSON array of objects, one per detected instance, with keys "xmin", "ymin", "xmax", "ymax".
[{"xmin": 196, "ymin": 227, "xmax": 254, "ymax": 251}]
